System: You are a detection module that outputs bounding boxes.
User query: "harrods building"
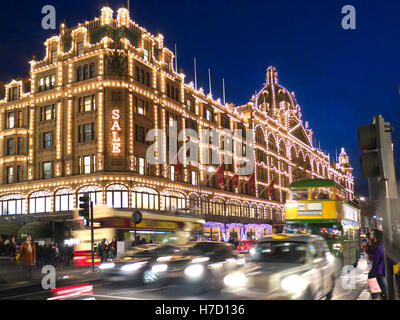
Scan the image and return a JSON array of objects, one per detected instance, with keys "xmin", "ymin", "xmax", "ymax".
[{"xmin": 0, "ymin": 6, "xmax": 354, "ymax": 241}]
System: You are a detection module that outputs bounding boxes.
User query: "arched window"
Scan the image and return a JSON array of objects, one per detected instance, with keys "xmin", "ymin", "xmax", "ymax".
[
  {"xmin": 55, "ymin": 188, "xmax": 73, "ymax": 212},
  {"xmin": 242, "ymin": 203, "xmax": 250, "ymax": 218},
  {"xmin": 0, "ymin": 194, "xmax": 25, "ymax": 216},
  {"xmin": 132, "ymin": 187, "xmax": 159, "ymax": 210},
  {"xmin": 163, "ymin": 191, "xmax": 186, "ymax": 212},
  {"xmin": 189, "ymin": 194, "xmax": 198, "ymax": 211},
  {"xmin": 250, "ymin": 204, "xmax": 257, "ymax": 219},
  {"xmin": 77, "ymin": 185, "xmax": 103, "ymax": 207},
  {"xmin": 106, "ymin": 184, "xmax": 129, "ymax": 209},
  {"xmin": 201, "ymin": 196, "xmax": 210, "ymax": 215},
  {"xmin": 29, "ymin": 191, "xmax": 51, "ymax": 214},
  {"xmin": 268, "ymin": 135, "xmax": 277, "ymax": 152},
  {"xmin": 211, "ymin": 199, "xmax": 225, "ymax": 216},
  {"xmin": 227, "ymin": 201, "xmax": 241, "ymax": 217},
  {"xmin": 258, "ymin": 206, "xmax": 265, "ymax": 220}
]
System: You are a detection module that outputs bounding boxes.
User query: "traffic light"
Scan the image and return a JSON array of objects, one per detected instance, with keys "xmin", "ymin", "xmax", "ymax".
[
  {"xmin": 78, "ymin": 193, "xmax": 90, "ymax": 222},
  {"xmin": 358, "ymin": 115, "xmax": 395, "ymax": 180}
]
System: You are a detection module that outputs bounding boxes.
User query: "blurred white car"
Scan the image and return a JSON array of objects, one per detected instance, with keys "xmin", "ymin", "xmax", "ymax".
[{"xmin": 223, "ymin": 234, "xmax": 336, "ymax": 300}]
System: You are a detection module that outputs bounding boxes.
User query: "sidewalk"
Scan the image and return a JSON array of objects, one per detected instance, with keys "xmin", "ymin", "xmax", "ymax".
[{"xmin": 0, "ymin": 263, "xmax": 101, "ymax": 293}]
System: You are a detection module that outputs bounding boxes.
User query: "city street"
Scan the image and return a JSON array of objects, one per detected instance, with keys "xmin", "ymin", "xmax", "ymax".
[{"xmin": 0, "ymin": 258, "xmax": 370, "ymax": 301}]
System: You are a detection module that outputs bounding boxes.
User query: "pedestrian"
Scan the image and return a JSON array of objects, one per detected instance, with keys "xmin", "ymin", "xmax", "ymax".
[
  {"xmin": 98, "ymin": 239, "xmax": 108, "ymax": 264},
  {"xmin": 368, "ymin": 229, "xmax": 387, "ymax": 300},
  {"xmin": 8, "ymin": 236, "xmax": 16, "ymax": 260},
  {"xmin": 109, "ymin": 237, "xmax": 117, "ymax": 260},
  {"xmin": 0, "ymin": 236, "xmax": 4, "ymax": 256},
  {"xmin": 140, "ymin": 237, "xmax": 147, "ymax": 245},
  {"xmin": 18, "ymin": 235, "xmax": 36, "ymax": 281},
  {"xmin": 54, "ymin": 243, "xmax": 61, "ymax": 266}
]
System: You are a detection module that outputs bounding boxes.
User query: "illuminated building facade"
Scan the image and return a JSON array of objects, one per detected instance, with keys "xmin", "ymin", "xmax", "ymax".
[{"xmin": 0, "ymin": 7, "xmax": 354, "ymax": 241}]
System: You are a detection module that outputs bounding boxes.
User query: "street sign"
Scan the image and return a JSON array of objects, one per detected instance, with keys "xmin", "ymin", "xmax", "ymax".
[{"xmin": 131, "ymin": 211, "xmax": 143, "ymax": 225}]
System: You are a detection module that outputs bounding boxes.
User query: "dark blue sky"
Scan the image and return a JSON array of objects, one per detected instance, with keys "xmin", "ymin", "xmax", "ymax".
[{"xmin": 1, "ymin": 0, "xmax": 400, "ymax": 195}]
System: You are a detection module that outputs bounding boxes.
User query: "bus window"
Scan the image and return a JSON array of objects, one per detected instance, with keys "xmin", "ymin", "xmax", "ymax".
[
  {"xmin": 290, "ymin": 189, "xmax": 309, "ymax": 200},
  {"xmin": 311, "ymin": 188, "xmax": 331, "ymax": 200},
  {"xmin": 319, "ymin": 227, "xmax": 342, "ymax": 240}
]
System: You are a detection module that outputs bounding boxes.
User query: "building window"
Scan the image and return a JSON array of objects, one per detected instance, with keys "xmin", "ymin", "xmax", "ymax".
[
  {"xmin": 39, "ymin": 78, "xmax": 44, "ymax": 92},
  {"xmin": 144, "ymin": 48, "xmax": 149, "ymax": 62},
  {"xmin": 55, "ymin": 188, "xmax": 73, "ymax": 212},
  {"xmin": 90, "ymin": 63, "xmax": 96, "ymax": 78},
  {"xmin": 132, "ymin": 187, "xmax": 159, "ymax": 210},
  {"xmin": 45, "ymin": 76, "xmax": 50, "ymax": 90},
  {"xmin": 12, "ymin": 87, "xmax": 18, "ymax": 101},
  {"xmin": 0, "ymin": 194, "xmax": 25, "ymax": 216},
  {"xmin": 51, "ymin": 50, "xmax": 58, "ymax": 64},
  {"xmin": 205, "ymin": 109, "xmax": 211, "ymax": 121},
  {"xmin": 29, "ymin": 191, "xmax": 51, "ymax": 214},
  {"xmin": 18, "ymin": 111, "xmax": 23, "ymax": 127},
  {"xmin": 7, "ymin": 167, "xmax": 13, "ymax": 184},
  {"xmin": 43, "ymin": 132, "xmax": 52, "ymax": 149},
  {"xmin": 77, "ymin": 41, "xmax": 84, "ymax": 56},
  {"xmin": 135, "ymin": 125, "xmax": 146, "ymax": 144},
  {"xmin": 7, "ymin": 138, "xmax": 14, "ymax": 155},
  {"xmin": 164, "ymin": 61, "xmax": 169, "ymax": 72},
  {"xmin": 78, "ymin": 123, "xmax": 95, "ymax": 143},
  {"xmin": 162, "ymin": 191, "xmax": 186, "ymax": 212},
  {"xmin": 135, "ymin": 67, "xmax": 140, "ymax": 82},
  {"xmin": 145, "ymin": 72, "xmax": 150, "ymax": 87},
  {"xmin": 42, "ymin": 162, "xmax": 52, "ymax": 179},
  {"xmin": 137, "ymin": 99, "xmax": 144, "ymax": 115},
  {"xmin": 212, "ymin": 199, "xmax": 225, "ymax": 216},
  {"xmin": 83, "ymin": 156, "xmax": 91, "ymax": 174},
  {"xmin": 84, "ymin": 96, "xmax": 91, "ymax": 112},
  {"xmin": 138, "ymin": 157, "xmax": 145, "ymax": 175},
  {"xmin": 106, "ymin": 184, "xmax": 129, "ymax": 209},
  {"xmin": 51, "ymin": 75, "xmax": 56, "ymax": 88},
  {"xmin": 77, "ymin": 185, "xmax": 103, "ymax": 206},
  {"xmin": 84, "ymin": 64, "xmax": 89, "ymax": 80},
  {"xmin": 170, "ymin": 166, "xmax": 175, "ymax": 181},
  {"xmin": 8, "ymin": 112, "xmax": 15, "ymax": 129},
  {"xmin": 16, "ymin": 166, "xmax": 22, "ymax": 182},
  {"xmin": 17, "ymin": 138, "xmax": 22, "ymax": 155},
  {"xmin": 191, "ymin": 171, "xmax": 197, "ymax": 186},
  {"xmin": 77, "ymin": 66, "xmax": 83, "ymax": 81}
]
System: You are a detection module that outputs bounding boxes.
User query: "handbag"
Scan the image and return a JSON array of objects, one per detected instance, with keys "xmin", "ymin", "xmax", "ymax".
[{"xmin": 368, "ymin": 278, "xmax": 382, "ymax": 293}]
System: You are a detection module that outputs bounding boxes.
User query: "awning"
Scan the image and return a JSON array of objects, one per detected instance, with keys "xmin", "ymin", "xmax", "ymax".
[
  {"xmin": 0, "ymin": 223, "xmax": 20, "ymax": 237},
  {"xmin": 17, "ymin": 222, "xmax": 51, "ymax": 240}
]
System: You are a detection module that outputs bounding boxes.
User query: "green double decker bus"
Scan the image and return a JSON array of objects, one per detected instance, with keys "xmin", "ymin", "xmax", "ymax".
[{"xmin": 284, "ymin": 179, "xmax": 361, "ymax": 271}]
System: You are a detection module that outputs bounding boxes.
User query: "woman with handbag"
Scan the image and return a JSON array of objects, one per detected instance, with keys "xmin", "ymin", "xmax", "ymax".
[
  {"xmin": 19, "ymin": 235, "xmax": 36, "ymax": 281},
  {"xmin": 368, "ymin": 229, "xmax": 387, "ymax": 300}
]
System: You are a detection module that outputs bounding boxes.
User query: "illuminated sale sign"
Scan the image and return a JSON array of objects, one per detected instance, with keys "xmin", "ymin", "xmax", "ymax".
[{"xmin": 111, "ymin": 109, "xmax": 121, "ymax": 153}]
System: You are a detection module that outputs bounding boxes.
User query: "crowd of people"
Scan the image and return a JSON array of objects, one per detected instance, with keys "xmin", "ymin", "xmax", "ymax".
[{"xmin": 0, "ymin": 234, "xmax": 75, "ymax": 281}]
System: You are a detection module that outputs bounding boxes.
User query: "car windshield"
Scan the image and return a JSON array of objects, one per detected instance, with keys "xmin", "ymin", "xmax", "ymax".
[
  {"xmin": 183, "ymin": 243, "xmax": 232, "ymax": 256},
  {"xmin": 239, "ymin": 241, "xmax": 250, "ymax": 246},
  {"xmin": 252, "ymin": 241, "xmax": 308, "ymax": 264},
  {"xmin": 124, "ymin": 245, "xmax": 180, "ymax": 258}
]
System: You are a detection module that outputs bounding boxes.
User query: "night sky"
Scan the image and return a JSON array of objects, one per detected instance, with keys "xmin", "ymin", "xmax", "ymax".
[{"xmin": 1, "ymin": 0, "xmax": 400, "ymax": 195}]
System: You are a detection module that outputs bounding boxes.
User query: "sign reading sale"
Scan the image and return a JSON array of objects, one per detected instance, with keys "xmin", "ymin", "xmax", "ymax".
[{"xmin": 111, "ymin": 109, "xmax": 121, "ymax": 153}]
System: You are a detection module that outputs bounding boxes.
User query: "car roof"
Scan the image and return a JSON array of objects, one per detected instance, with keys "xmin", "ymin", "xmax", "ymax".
[{"xmin": 258, "ymin": 234, "xmax": 324, "ymax": 243}]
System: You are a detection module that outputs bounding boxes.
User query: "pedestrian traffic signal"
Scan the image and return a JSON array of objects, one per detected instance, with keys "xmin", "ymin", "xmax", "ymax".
[
  {"xmin": 79, "ymin": 193, "xmax": 90, "ymax": 221},
  {"xmin": 358, "ymin": 115, "xmax": 394, "ymax": 180}
]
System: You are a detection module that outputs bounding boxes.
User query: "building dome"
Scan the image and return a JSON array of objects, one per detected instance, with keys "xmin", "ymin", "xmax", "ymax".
[{"xmin": 256, "ymin": 67, "xmax": 301, "ymax": 123}]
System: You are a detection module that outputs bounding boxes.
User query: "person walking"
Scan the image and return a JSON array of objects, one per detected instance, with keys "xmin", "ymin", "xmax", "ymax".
[
  {"xmin": 98, "ymin": 239, "xmax": 108, "ymax": 264},
  {"xmin": 368, "ymin": 229, "xmax": 387, "ymax": 300},
  {"xmin": 8, "ymin": 236, "xmax": 16, "ymax": 261},
  {"xmin": 109, "ymin": 237, "xmax": 117, "ymax": 260},
  {"xmin": 19, "ymin": 235, "xmax": 36, "ymax": 281}
]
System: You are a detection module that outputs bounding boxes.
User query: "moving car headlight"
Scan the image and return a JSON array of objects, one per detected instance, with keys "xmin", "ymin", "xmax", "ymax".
[
  {"xmin": 192, "ymin": 257, "xmax": 210, "ymax": 264},
  {"xmin": 224, "ymin": 272, "xmax": 247, "ymax": 287},
  {"xmin": 249, "ymin": 248, "xmax": 256, "ymax": 256},
  {"xmin": 184, "ymin": 264, "xmax": 204, "ymax": 278},
  {"xmin": 99, "ymin": 263, "xmax": 115, "ymax": 270},
  {"xmin": 333, "ymin": 243, "xmax": 342, "ymax": 251},
  {"xmin": 281, "ymin": 275, "xmax": 307, "ymax": 292},
  {"xmin": 121, "ymin": 262, "xmax": 147, "ymax": 272},
  {"xmin": 151, "ymin": 264, "xmax": 168, "ymax": 273}
]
